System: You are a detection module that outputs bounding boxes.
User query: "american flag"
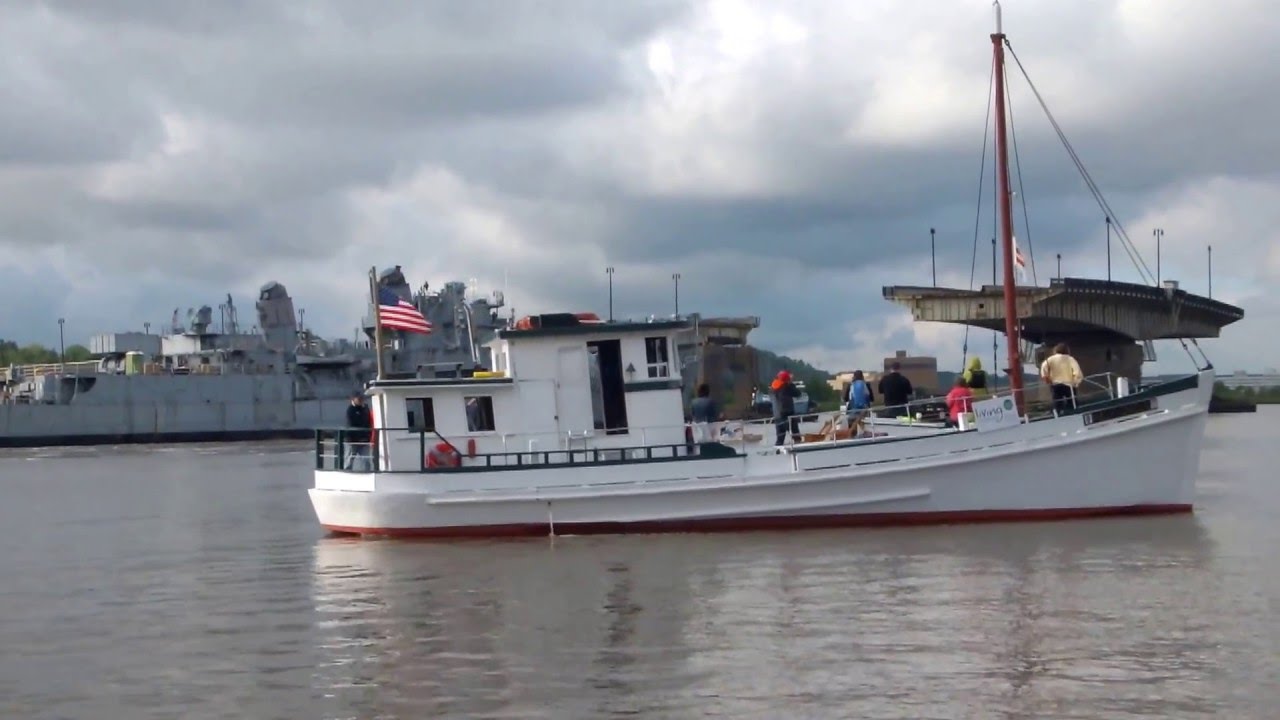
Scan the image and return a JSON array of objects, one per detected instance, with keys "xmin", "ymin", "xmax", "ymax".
[
  {"xmin": 377, "ymin": 287, "xmax": 432, "ymax": 334},
  {"xmin": 1013, "ymin": 236, "xmax": 1026, "ymax": 269}
]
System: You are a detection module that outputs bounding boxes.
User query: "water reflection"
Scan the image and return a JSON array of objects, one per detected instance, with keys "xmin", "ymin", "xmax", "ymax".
[
  {"xmin": 310, "ymin": 516, "xmax": 1229, "ymax": 719},
  {"xmin": 2, "ymin": 414, "xmax": 1274, "ymax": 719}
]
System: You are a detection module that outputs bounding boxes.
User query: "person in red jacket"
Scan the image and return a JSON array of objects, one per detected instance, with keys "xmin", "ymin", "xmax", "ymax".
[{"xmin": 945, "ymin": 377, "xmax": 975, "ymax": 427}]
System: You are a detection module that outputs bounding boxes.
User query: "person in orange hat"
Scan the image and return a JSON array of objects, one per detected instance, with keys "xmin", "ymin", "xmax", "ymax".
[{"xmin": 770, "ymin": 369, "xmax": 801, "ymax": 445}]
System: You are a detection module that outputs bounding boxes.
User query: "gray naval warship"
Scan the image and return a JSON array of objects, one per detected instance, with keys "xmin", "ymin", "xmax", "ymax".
[{"xmin": 0, "ymin": 266, "xmax": 507, "ymax": 448}]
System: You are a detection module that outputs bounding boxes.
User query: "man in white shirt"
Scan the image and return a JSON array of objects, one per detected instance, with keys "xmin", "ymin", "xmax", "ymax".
[{"xmin": 1040, "ymin": 343, "xmax": 1083, "ymax": 415}]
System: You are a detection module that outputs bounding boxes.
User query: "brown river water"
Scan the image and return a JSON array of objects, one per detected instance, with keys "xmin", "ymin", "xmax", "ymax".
[{"xmin": 0, "ymin": 408, "xmax": 1277, "ymax": 719}]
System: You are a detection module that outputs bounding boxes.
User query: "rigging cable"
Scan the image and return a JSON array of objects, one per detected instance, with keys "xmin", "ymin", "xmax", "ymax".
[
  {"xmin": 1005, "ymin": 64, "xmax": 1038, "ymax": 286},
  {"xmin": 961, "ymin": 54, "xmax": 997, "ymax": 368},
  {"xmin": 1004, "ymin": 38, "xmax": 1206, "ymax": 368},
  {"xmin": 1004, "ymin": 40, "xmax": 1154, "ymax": 284}
]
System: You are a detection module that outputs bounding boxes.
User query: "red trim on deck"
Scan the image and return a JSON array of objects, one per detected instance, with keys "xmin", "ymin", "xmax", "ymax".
[{"xmin": 322, "ymin": 504, "xmax": 1193, "ymax": 538}]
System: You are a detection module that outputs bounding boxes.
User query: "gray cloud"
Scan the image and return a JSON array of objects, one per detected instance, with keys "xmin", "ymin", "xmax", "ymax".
[{"xmin": 0, "ymin": 0, "xmax": 1275, "ymax": 375}]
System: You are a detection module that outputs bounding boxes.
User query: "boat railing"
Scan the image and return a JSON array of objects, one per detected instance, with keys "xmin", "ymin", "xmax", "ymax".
[
  {"xmin": 315, "ymin": 406, "xmax": 948, "ymax": 473},
  {"xmin": 833, "ymin": 370, "xmax": 1119, "ymax": 425},
  {"xmin": 2, "ymin": 361, "xmax": 100, "ymax": 381},
  {"xmin": 314, "ymin": 426, "xmax": 717, "ymax": 473}
]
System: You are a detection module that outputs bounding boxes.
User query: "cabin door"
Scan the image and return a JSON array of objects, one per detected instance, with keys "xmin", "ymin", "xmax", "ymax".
[
  {"xmin": 586, "ymin": 339, "xmax": 629, "ymax": 433},
  {"xmin": 555, "ymin": 346, "xmax": 595, "ymax": 436}
]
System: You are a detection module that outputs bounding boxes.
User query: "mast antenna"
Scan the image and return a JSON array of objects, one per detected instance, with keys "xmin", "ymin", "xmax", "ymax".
[{"xmin": 993, "ymin": 0, "xmax": 1002, "ymax": 34}]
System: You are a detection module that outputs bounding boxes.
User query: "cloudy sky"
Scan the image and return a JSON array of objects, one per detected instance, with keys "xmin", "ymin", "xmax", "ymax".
[{"xmin": 2, "ymin": 0, "xmax": 1276, "ymax": 374}]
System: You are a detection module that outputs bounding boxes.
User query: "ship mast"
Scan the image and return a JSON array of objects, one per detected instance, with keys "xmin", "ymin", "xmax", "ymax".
[{"xmin": 991, "ymin": 1, "xmax": 1026, "ymax": 416}]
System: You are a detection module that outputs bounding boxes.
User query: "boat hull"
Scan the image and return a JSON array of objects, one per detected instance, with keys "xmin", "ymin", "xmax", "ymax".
[
  {"xmin": 310, "ymin": 372, "xmax": 1209, "ymax": 537},
  {"xmin": 314, "ymin": 504, "xmax": 1192, "ymax": 538}
]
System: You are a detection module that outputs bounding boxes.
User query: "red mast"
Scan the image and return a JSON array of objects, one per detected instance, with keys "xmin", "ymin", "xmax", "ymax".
[{"xmin": 991, "ymin": 2, "xmax": 1026, "ymax": 416}]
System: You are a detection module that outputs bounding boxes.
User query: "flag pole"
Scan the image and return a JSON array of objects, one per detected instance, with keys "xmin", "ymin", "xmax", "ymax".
[{"xmin": 369, "ymin": 266, "xmax": 385, "ymax": 381}]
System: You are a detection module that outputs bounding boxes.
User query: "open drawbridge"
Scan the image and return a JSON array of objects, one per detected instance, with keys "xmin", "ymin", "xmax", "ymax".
[{"xmin": 883, "ymin": 277, "xmax": 1244, "ymax": 384}]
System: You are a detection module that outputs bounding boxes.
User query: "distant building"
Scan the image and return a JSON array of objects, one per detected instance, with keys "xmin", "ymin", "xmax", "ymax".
[
  {"xmin": 884, "ymin": 350, "xmax": 939, "ymax": 395},
  {"xmin": 1218, "ymin": 371, "xmax": 1280, "ymax": 390},
  {"xmin": 828, "ymin": 352, "xmax": 940, "ymax": 399}
]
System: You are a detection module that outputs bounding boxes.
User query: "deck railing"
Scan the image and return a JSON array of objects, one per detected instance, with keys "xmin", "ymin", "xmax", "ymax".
[
  {"xmin": 313, "ymin": 372, "xmax": 1129, "ymax": 474},
  {"xmin": 314, "ymin": 426, "xmax": 714, "ymax": 474}
]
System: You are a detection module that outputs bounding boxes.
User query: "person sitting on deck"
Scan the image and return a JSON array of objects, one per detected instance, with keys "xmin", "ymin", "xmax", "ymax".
[
  {"xmin": 690, "ymin": 383, "xmax": 720, "ymax": 443},
  {"xmin": 344, "ymin": 393, "xmax": 373, "ymax": 471},
  {"xmin": 945, "ymin": 377, "xmax": 975, "ymax": 428},
  {"xmin": 771, "ymin": 370, "xmax": 801, "ymax": 446},
  {"xmin": 963, "ymin": 356, "xmax": 989, "ymax": 399},
  {"xmin": 1040, "ymin": 343, "xmax": 1084, "ymax": 415},
  {"xmin": 876, "ymin": 362, "xmax": 914, "ymax": 418}
]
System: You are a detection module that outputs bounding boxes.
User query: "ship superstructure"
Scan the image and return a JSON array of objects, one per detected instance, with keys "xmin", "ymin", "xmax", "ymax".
[{"xmin": 0, "ymin": 267, "xmax": 507, "ymax": 447}]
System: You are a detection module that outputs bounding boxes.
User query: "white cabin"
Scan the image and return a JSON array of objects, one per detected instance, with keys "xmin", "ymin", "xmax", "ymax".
[{"xmin": 361, "ymin": 313, "xmax": 692, "ymax": 470}]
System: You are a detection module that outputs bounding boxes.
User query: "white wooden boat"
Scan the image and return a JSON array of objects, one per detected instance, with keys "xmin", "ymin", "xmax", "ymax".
[
  {"xmin": 307, "ymin": 307, "xmax": 1210, "ymax": 536},
  {"xmin": 307, "ymin": 6, "xmax": 1215, "ymax": 538}
]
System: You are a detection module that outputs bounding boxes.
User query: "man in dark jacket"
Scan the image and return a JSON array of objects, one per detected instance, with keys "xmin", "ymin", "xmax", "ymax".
[
  {"xmin": 771, "ymin": 370, "xmax": 801, "ymax": 445},
  {"xmin": 344, "ymin": 393, "xmax": 373, "ymax": 470},
  {"xmin": 877, "ymin": 362, "xmax": 914, "ymax": 418}
]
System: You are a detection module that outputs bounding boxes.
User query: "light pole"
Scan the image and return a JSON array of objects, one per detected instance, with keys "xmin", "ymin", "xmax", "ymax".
[
  {"xmin": 144, "ymin": 322, "xmax": 151, "ymax": 335},
  {"xmin": 1056, "ymin": 253, "xmax": 1061, "ymax": 279},
  {"xmin": 57, "ymin": 318, "xmax": 65, "ymax": 364},
  {"xmin": 1152, "ymin": 228, "xmax": 1164, "ymax": 285},
  {"xmin": 1207, "ymin": 245, "xmax": 1213, "ymax": 299},
  {"xmin": 606, "ymin": 266, "xmax": 615, "ymax": 322},
  {"xmin": 930, "ymin": 227, "xmax": 937, "ymax": 287},
  {"xmin": 1105, "ymin": 216, "xmax": 1112, "ymax": 282},
  {"xmin": 672, "ymin": 272, "xmax": 681, "ymax": 316}
]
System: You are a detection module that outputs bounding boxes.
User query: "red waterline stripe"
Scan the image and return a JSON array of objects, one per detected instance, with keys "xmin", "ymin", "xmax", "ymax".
[{"xmin": 321, "ymin": 503, "xmax": 1193, "ymax": 539}]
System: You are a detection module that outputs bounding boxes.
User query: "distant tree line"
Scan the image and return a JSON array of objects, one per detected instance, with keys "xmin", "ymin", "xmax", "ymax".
[
  {"xmin": 0, "ymin": 339, "xmax": 92, "ymax": 365},
  {"xmin": 753, "ymin": 348, "xmax": 839, "ymax": 407},
  {"xmin": 1213, "ymin": 381, "xmax": 1280, "ymax": 404}
]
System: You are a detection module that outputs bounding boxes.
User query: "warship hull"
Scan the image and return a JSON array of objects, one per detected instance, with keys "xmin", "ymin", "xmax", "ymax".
[{"xmin": 0, "ymin": 374, "xmax": 353, "ymax": 448}]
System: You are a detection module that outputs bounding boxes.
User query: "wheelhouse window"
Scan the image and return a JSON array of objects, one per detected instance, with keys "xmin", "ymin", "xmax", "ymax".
[
  {"xmin": 644, "ymin": 336, "xmax": 670, "ymax": 378},
  {"xmin": 406, "ymin": 398, "xmax": 435, "ymax": 432},
  {"xmin": 465, "ymin": 396, "xmax": 496, "ymax": 432}
]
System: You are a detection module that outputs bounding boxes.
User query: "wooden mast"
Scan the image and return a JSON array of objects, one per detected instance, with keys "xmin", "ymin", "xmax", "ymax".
[{"xmin": 991, "ymin": 1, "xmax": 1026, "ymax": 416}]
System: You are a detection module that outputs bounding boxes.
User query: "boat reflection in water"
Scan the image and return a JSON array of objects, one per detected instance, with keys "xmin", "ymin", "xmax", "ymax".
[{"xmin": 308, "ymin": 516, "xmax": 1219, "ymax": 718}]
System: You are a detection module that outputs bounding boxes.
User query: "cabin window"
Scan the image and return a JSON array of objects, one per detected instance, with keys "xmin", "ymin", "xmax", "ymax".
[
  {"xmin": 645, "ymin": 336, "xmax": 670, "ymax": 378},
  {"xmin": 406, "ymin": 398, "xmax": 435, "ymax": 432},
  {"xmin": 464, "ymin": 396, "xmax": 496, "ymax": 432}
]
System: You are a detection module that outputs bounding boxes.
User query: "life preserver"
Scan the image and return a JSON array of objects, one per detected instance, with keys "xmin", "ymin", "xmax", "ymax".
[
  {"xmin": 466, "ymin": 438, "xmax": 477, "ymax": 458},
  {"xmin": 426, "ymin": 442, "xmax": 462, "ymax": 468}
]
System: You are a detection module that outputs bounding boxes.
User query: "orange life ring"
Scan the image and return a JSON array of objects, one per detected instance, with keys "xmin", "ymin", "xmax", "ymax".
[{"xmin": 426, "ymin": 442, "xmax": 462, "ymax": 468}]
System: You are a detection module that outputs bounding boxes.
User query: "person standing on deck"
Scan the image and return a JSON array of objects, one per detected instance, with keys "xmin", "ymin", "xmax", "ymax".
[
  {"xmin": 690, "ymin": 383, "xmax": 720, "ymax": 443},
  {"xmin": 963, "ymin": 356, "xmax": 989, "ymax": 399},
  {"xmin": 771, "ymin": 370, "xmax": 801, "ymax": 446},
  {"xmin": 846, "ymin": 370, "xmax": 873, "ymax": 433},
  {"xmin": 877, "ymin": 362, "xmax": 914, "ymax": 418},
  {"xmin": 345, "ymin": 393, "xmax": 373, "ymax": 471},
  {"xmin": 1040, "ymin": 343, "xmax": 1083, "ymax": 415}
]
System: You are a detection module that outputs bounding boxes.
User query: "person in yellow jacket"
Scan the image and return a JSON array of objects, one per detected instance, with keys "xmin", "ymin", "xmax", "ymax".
[
  {"xmin": 1040, "ymin": 343, "xmax": 1083, "ymax": 415},
  {"xmin": 962, "ymin": 356, "xmax": 990, "ymax": 399}
]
